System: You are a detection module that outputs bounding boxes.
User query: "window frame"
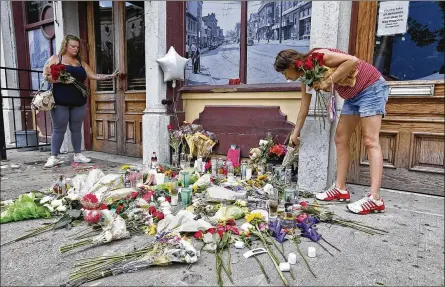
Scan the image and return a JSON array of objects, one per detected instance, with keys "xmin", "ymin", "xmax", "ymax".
[
  {"xmin": 168, "ymin": 1, "xmax": 303, "ymax": 94},
  {"xmin": 349, "ymin": 1, "xmax": 444, "ymax": 93}
]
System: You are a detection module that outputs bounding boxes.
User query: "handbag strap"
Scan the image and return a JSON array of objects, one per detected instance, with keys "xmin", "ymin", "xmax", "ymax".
[{"xmin": 34, "ymin": 80, "xmax": 50, "ymax": 95}]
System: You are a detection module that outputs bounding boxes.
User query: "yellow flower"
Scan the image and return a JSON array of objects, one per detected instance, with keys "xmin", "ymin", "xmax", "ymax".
[
  {"xmin": 257, "ymin": 175, "xmax": 268, "ymax": 181},
  {"xmin": 245, "ymin": 212, "xmax": 264, "ymax": 223},
  {"xmin": 148, "ymin": 224, "xmax": 157, "ymax": 235},
  {"xmin": 120, "ymin": 164, "xmax": 131, "ymax": 171},
  {"xmin": 192, "ymin": 184, "xmax": 198, "ymax": 193}
]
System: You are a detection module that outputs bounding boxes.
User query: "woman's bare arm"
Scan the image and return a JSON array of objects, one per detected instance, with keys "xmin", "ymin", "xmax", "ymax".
[
  {"xmin": 82, "ymin": 62, "xmax": 118, "ymax": 81},
  {"xmin": 313, "ymin": 49, "xmax": 359, "ymax": 91},
  {"xmin": 43, "ymin": 55, "xmax": 61, "ymax": 83}
]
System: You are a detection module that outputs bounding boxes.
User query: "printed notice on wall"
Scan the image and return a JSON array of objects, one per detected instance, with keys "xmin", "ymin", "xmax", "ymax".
[{"xmin": 377, "ymin": 1, "xmax": 409, "ymax": 36}]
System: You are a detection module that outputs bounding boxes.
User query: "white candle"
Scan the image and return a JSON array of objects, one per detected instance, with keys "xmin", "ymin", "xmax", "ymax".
[
  {"xmin": 279, "ymin": 262, "xmax": 290, "ymax": 272},
  {"xmin": 246, "ymin": 168, "xmax": 252, "ymax": 180},
  {"xmin": 308, "ymin": 246, "xmax": 316, "ymax": 258},
  {"xmin": 234, "ymin": 241, "xmax": 245, "ymax": 249},
  {"xmin": 171, "ymin": 195, "xmax": 178, "ymax": 206},
  {"xmin": 288, "ymin": 253, "xmax": 297, "ymax": 265}
]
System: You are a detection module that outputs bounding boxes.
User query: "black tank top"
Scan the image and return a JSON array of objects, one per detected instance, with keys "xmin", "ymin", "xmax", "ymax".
[{"xmin": 52, "ymin": 55, "xmax": 87, "ymax": 107}]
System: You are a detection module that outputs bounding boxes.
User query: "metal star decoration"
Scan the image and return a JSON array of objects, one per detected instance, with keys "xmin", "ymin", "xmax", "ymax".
[{"xmin": 156, "ymin": 46, "xmax": 189, "ymax": 88}]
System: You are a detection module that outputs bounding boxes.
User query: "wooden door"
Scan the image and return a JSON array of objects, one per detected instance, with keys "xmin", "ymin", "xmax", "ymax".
[
  {"xmin": 347, "ymin": 2, "xmax": 445, "ymax": 196},
  {"xmin": 87, "ymin": 1, "xmax": 145, "ymax": 157}
]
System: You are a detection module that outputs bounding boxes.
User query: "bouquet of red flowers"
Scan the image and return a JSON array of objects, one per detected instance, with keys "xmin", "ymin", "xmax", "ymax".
[
  {"xmin": 295, "ymin": 52, "xmax": 336, "ymax": 126},
  {"xmin": 50, "ymin": 63, "xmax": 90, "ymax": 98},
  {"xmin": 269, "ymin": 144, "xmax": 287, "ymax": 160}
]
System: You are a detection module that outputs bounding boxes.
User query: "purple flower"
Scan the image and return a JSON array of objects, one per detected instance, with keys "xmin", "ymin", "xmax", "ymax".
[
  {"xmin": 301, "ymin": 228, "xmax": 321, "ymax": 242},
  {"xmin": 269, "ymin": 220, "xmax": 287, "ymax": 243}
]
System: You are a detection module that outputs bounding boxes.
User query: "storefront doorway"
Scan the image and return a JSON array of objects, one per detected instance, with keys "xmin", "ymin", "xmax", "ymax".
[
  {"xmin": 87, "ymin": 1, "xmax": 146, "ymax": 157},
  {"xmin": 347, "ymin": 1, "xmax": 444, "ymax": 196}
]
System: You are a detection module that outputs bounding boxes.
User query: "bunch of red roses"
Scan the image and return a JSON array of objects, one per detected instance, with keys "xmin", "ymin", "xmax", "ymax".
[
  {"xmin": 294, "ymin": 52, "xmax": 327, "ymax": 88},
  {"xmin": 50, "ymin": 64, "xmax": 73, "ymax": 83},
  {"xmin": 81, "ymin": 193, "xmax": 107, "ymax": 210},
  {"xmin": 148, "ymin": 205, "xmax": 165, "ymax": 222},
  {"xmin": 49, "ymin": 63, "xmax": 90, "ymax": 99},
  {"xmin": 193, "ymin": 219, "xmax": 239, "ymax": 239}
]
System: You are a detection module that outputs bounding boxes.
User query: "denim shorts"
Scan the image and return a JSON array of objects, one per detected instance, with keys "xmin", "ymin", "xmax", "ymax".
[{"xmin": 341, "ymin": 77, "xmax": 389, "ymax": 118}]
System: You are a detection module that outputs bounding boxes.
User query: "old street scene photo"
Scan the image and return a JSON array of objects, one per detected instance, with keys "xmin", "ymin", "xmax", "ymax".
[{"xmin": 0, "ymin": 1, "xmax": 444, "ymax": 287}]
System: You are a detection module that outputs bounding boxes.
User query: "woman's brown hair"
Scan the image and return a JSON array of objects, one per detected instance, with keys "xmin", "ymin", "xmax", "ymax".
[
  {"xmin": 274, "ymin": 48, "xmax": 317, "ymax": 72},
  {"xmin": 58, "ymin": 35, "xmax": 83, "ymax": 61}
]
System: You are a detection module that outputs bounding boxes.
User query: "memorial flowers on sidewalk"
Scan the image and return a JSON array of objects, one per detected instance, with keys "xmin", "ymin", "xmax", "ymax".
[
  {"xmin": 67, "ymin": 232, "xmax": 198, "ymax": 286},
  {"xmin": 197, "ymin": 220, "xmax": 238, "ymax": 287},
  {"xmin": 60, "ymin": 210, "xmax": 131, "ymax": 254},
  {"xmin": 245, "ymin": 211, "xmax": 289, "ymax": 286}
]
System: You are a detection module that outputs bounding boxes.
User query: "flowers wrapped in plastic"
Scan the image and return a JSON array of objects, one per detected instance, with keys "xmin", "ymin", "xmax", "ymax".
[
  {"xmin": 60, "ymin": 210, "xmax": 130, "ymax": 254},
  {"xmin": 67, "ymin": 232, "xmax": 198, "ymax": 286},
  {"xmin": 0, "ymin": 192, "xmax": 51, "ymax": 224}
]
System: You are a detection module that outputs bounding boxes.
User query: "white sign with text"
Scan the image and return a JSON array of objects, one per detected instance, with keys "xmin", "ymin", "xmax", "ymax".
[{"xmin": 377, "ymin": 1, "xmax": 409, "ymax": 36}]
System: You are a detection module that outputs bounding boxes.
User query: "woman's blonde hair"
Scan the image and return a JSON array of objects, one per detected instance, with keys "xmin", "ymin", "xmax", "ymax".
[{"xmin": 59, "ymin": 35, "xmax": 83, "ymax": 61}]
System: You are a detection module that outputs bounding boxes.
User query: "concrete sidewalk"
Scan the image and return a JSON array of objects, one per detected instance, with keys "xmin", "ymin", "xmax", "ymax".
[{"xmin": 1, "ymin": 149, "xmax": 444, "ymax": 286}]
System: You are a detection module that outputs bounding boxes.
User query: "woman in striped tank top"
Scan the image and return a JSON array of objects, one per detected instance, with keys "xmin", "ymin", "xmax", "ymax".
[{"xmin": 274, "ymin": 48, "xmax": 389, "ymax": 215}]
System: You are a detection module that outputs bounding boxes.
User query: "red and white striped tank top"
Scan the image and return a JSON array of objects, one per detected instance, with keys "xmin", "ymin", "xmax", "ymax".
[{"xmin": 312, "ymin": 48, "xmax": 382, "ymax": 100}]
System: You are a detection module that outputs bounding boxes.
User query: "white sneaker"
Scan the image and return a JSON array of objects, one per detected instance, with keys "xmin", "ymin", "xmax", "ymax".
[
  {"xmin": 44, "ymin": 156, "xmax": 61, "ymax": 168},
  {"xmin": 73, "ymin": 153, "xmax": 91, "ymax": 163},
  {"xmin": 347, "ymin": 193, "xmax": 385, "ymax": 215}
]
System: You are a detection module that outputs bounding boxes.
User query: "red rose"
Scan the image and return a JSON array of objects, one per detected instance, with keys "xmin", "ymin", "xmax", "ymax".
[
  {"xmin": 148, "ymin": 206, "xmax": 157, "ymax": 215},
  {"xmin": 82, "ymin": 193, "xmax": 98, "ymax": 203},
  {"xmin": 116, "ymin": 205, "xmax": 124, "ymax": 214},
  {"xmin": 155, "ymin": 212, "xmax": 164, "ymax": 221},
  {"xmin": 296, "ymin": 213, "xmax": 308, "ymax": 223},
  {"xmin": 193, "ymin": 230, "xmax": 203, "ymax": 239},
  {"xmin": 204, "ymin": 161, "xmax": 212, "ymax": 171},
  {"xmin": 226, "ymin": 219, "xmax": 236, "ymax": 226},
  {"xmin": 300, "ymin": 201, "xmax": 309, "ymax": 208},
  {"xmin": 217, "ymin": 226, "xmax": 225, "ymax": 238},
  {"xmin": 227, "ymin": 225, "xmax": 239, "ymax": 235},
  {"xmin": 167, "ymin": 125, "xmax": 173, "ymax": 130},
  {"xmin": 165, "ymin": 196, "xmax": 171, "ymax": 203},
  {"xmin": 143, "ymin": 191, "xmax": 154, "ymax": 202},
  {"xmin": 295, "ymin": 59, "xmax": 303, "ymax": 69},
  {"xmin": 311, "ymin": 52, "xmax": 325, "ymax": 66},
  {"xmin": 99, "ymin": 204, "xmax": 108, "ymax": 210},
  {"xmin": 303, "ymin": 57, "xmax": 314, "ymax": 70},
  {"xmin": 131, "ymin": 191, "xmax": 139, "ymax": 199},
  {"xmin": 206, "ymin": 227, "xmax": 216, "ymax": 234}
]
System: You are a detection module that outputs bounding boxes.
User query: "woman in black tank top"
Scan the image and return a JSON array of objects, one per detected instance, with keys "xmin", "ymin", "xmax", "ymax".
[{"xmin": 42, "ymin": 35, "xmax": 119, "ymax": 168}]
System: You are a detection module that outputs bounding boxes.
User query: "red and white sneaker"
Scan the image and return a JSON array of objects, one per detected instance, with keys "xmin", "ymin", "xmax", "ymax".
[
  {"xmin": 347, "ymin": 193, "xmax": 385, "ymax": 215},
  {"xmin": 315, "ymin": 184, "xmax": 351, "ymax": 202}
]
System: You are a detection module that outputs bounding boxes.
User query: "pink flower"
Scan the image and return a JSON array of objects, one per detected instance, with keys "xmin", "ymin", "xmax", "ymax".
[
  {"xmin": 296, "ymin": 213, "xmax": 308, "ymax": 223},
  {"xmin": 300, "ymin": 201, "xmax": 309, "ymax": 208}
]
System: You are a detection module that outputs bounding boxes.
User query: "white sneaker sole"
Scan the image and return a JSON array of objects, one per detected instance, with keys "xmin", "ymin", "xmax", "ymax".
[
  {"xmin": 316, "ymin": 196, "xmax": 351, "ymax": 202},
  {"xmin": 347, "ymin": 205, "xmax": 385, "ymax": 214},
  {"xmin": 44, "ymin": 161, "xmax": 62, "ymax": 168}
]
